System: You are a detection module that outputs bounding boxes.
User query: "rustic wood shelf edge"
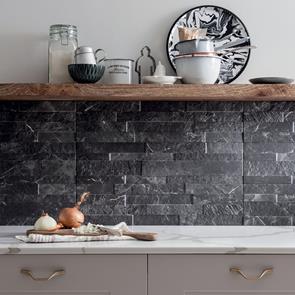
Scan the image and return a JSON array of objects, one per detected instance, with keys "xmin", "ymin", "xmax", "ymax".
[{"xmin": 0, "ymin": 83, "xmax": 294, "ymax": 101}]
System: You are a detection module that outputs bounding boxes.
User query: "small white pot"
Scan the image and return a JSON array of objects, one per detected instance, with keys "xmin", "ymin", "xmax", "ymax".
[{"xmin": 175, "ymin": 55, "xmax": 221, "ymax": 84}]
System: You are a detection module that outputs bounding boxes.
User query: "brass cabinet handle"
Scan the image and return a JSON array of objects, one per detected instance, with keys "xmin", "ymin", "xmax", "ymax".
[
  {"xmin": 230, "ymin": 267, "xmax": 273, "ymax": 281},
  {"xmin": 20, "ymin": 269, "xmax": 65, "ymax": 281}
]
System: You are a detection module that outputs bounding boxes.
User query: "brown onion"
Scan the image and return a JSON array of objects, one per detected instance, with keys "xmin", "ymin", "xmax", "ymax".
[{"xmin": 58, "ymin": 192, "xmax": 91, "ymax": 228}]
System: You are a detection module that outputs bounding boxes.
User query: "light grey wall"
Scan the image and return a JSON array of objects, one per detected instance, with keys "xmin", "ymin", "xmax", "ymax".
[{"xmin": 0, "ymin": 0, "xmax": 293, "ymax": 83}]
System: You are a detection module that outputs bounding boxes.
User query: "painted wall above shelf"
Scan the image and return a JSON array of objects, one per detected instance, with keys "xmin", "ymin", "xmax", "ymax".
[{"xmin": 0, "ymin": 83, "xmax": 294, "ymax": 101}]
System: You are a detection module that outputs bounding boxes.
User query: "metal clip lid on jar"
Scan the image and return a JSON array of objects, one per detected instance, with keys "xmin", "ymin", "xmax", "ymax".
[{"xmin": 49, "ymin": 24, "xmax": 77, "ymax": 35}]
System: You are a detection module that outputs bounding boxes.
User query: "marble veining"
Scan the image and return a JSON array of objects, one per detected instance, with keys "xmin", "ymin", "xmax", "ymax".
[{"xmin": 1, "ymin": 226, "xmax": 295, "ymax": 255}]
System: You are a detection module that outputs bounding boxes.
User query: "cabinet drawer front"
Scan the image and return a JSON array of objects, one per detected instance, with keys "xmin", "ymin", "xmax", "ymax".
[
  {"xmin": 0, "ymin": 255, "xmax": 146, "ymax": 294},
  {"xmin": 148, "ymin": 255, "xmax": 295, "ymax": 294}
]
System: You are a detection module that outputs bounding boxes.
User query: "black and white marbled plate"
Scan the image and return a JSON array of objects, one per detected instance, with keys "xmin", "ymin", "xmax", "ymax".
[{"xmin": 167, "ymin": 5, "xmax": 251, "ymax": 84}]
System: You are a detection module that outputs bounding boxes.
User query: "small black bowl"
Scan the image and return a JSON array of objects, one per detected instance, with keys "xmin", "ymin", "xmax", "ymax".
[{"xmin": 68, "ymin": 64, "xmax": 105, "ymax": 83}]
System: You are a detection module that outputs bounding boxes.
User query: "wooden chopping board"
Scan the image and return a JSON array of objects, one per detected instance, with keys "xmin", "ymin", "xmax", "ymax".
[{"xmin": 27, "ymin": 229, "xmax": 158, "ymax": 241}]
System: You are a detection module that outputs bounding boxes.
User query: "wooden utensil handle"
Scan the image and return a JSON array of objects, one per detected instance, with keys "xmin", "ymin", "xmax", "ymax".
[{"xmin": 123, "ymin": 231, "xmax": 157, "ymax": 241}]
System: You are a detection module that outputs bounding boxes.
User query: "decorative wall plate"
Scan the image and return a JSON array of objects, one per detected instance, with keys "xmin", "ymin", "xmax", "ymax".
[{"xmin": 167, "ymin": 5, "xmax": 251, "ymax": 84}]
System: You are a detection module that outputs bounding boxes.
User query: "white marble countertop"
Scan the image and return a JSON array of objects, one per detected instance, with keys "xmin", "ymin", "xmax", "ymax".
[{"xmin": 1, "ymin": 226, "xmax": 295, "ymax": 255}]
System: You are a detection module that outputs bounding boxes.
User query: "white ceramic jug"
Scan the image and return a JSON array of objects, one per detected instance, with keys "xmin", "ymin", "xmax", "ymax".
[{"xmin": 74, "ymin": 46, "xmax": 105, "ymax": 64}]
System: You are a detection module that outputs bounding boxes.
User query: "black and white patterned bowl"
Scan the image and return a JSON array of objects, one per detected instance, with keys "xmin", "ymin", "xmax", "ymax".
[{"xmin": 68, "ymin": 64, "xmax": 105, "ymax": 83}]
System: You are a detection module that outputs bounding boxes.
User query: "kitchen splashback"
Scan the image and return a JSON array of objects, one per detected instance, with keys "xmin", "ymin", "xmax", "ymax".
[{"xmin": 1, "ymin": 101, "xmax": 295, "ymax": 225}]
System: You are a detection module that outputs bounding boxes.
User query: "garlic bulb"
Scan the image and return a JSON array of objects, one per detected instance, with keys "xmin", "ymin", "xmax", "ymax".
[{"xmin": 34, "ymin": 212, "xmax": 57, "ymax": 231}]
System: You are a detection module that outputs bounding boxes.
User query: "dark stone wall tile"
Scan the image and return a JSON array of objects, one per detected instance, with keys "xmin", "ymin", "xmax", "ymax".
[
  {"xmin": 0, "ymin": 182, "xmax": 38, "ymax": 194},
  {"xmin": 0, "ymin": 194, "xmax": 75, "ymax": 225},
  {"xmin": 244, "ymin": 121, "xmax": 295, "ymax": 143},
  {"xmin": 0, "ymin": 112, "xmax": 75, "ymax": 122},
  {"xmin": 244, "ymin": 112, "xmax": 284, "ymax": 122},
  {"xmin": 140, "ymin": 102, "xmax": 185, "ymax": 112},
  {"xmin": 77, "ymin": 175, "xmax": 125, "ymax": 185},
  {"xmin": 203, "ymin": 202, "xmax": 243, "ymax": 216},
  {"xmin": 76, "ymin": 182, "xmax": 114, "ymax": 195},
  {"xmin": 244, "ymin": 161, "xmax": 295, "ymax": 176},
  {"xmin": 142, "ymin": 161, "xmax": 242, "ymax": 176},
  {"xmin": 77, "ymin": 121, "xmax": 126, "ymax": 133},
  {"xmin": 3, "ymin": 100, "xmax": 295, "ymax": 226},
  {"xmin": 0, "ymin": 161, "xmax": 38, "ymax": 178},
  {"xmin": 0, "ymin": 102, "xmax": 18, "ymax": 112},
  {"xmin": 0, "ymin": 143, "xmax": 75, "ymax": 161},
  {"xmin": 38, "ymin": 132, "xmax": 76, "ymax": 143},
  {"xmin": 187, "ymin": 102, "xmax": 243, "ymax": 112},
  {"xmin": 77, "ymin": 160, "xmax": 141, "ymax": 176},
  {"xmin": 77, "ymin": 102, "xmax": 139, "ymax": 112},
  {"xmin": 244, "ymin": 176, "xmax": 291, "ymax": 184},
  {"xmin": 145, "ymin": 142, "xmax": 205, "ymax": 153},
  {"xmin": 179, "ymin": 214, "xmax": 243, "ymax": 225},
  {"xmin": 145, "ymin": 204, "xmax": 202, "ymax": 216},
  {"xmin": 244, "ymin": 184, "xmax": 295, "ymax": 194},
  {"xmin": 81, "ymin": 203, "xmax": 129, "ymax": 215},
  {"xmin": 205, "ymin": 132, "xmax": 243, "ymax": 142},
  {"xmin": 77, "ymin": 131, "xmax": 134, "ymax": 143},
  {"xmin": 18, "ymin": 102, "xmax": 76, "ymax": 112},
  {"xmin": 134, "ymin": 215, "xmax": 179, "ymax": 225},
  {"xmin": 244, "ymin": 102, "xmax": 295, "ymax": 112},
  {"xmin": 189, "ymin": 121, "xmax": 243, "ymax": 132},
  {"xmin": 0, "ymin": 119, "xmax": 75, "ymax": 133},
  {"xmin": 207, "ymin": 143, "xmax": 243, "ymax": 154},
  {"xmin": 76, "ymin": 111, "xmax": 117, "ymax": 122},
  {"xmin": 244, "ymin": 216, "xmax": 292, "ymax": 225},
  {"xmin": 114, "ymin": 183, "xmax": 184, "ymax": 195},
  {"xmin": 244, "ymin": 194, "xmax": 277, "ymax": 202},
  {"xmin": 77, "ymin": 142, "xmax": 145, "ymax": 153},
  {"xmin": 118, "ymin": 112, "xmax": 188, "ymax": 122},
  {"xmin": 110, "ymin": 153, "xmax": 173, "ymax": 161},
  {"xmin": 130, "ymin": 122, "xmax": 187, "ymax": 142},
  {"xmin": 85, "ymin": 215, "xmax": 133, "ymax": 225},
  {"xmin": 39, "ymin": 184, "xmax": 75, "ymax": 196},
  {"xmin": 245, "ymin": 122, "xmax": 292, "ymax": 133},
  {"xmin": 0, "ymin": 132, "xmax": 36, "ymax": 142},
  {"xmin": 174, "ymin": 153, "xmax": 242, "ymax": 161},
  {"xmin": 191, "ymin": 112, "xmax": 242, "ymax": 123},
  {"xmin": 245, "ymin": 143, "xmax": 295, "ymax": 154},
  {"xmin": 125, "ymin": 176, "xmax": 166, "ymax": 184},
  {"xmin": 185, "ymin": 183, "xmax": 242, "ymax": 198},
  {"xmin": 127, "ymin": 195, "xmax": 193, "ymax": 205},
  {"xmin": 167, "ymin": 175, "xmax": 242, "ymax": 185},
  {"xmin": 244, "ymin": 201, "xmax": 293, "ymax": 216}
]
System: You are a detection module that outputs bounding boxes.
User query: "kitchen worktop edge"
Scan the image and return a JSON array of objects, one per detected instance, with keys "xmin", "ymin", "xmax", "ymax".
[{"xmin": 1, "ymin": 226, "xmax": 295, "ymax": 255}]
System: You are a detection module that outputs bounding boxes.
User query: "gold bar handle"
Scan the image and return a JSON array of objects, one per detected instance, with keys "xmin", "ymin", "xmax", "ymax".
[
  {"xmin": 20, "ymin": 269, "xmax": 65, "ymax": 281},
  {"xmin": 230, "ymin": 267, "xmax": 273, "ymax": 281}
]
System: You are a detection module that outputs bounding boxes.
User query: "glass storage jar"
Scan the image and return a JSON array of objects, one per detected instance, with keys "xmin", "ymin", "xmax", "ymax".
[{"xmin": 48, "ymin": 24, "xmax": 78, "ymax": 83}]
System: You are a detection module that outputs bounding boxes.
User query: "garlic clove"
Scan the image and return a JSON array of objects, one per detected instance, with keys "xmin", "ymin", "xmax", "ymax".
[{"xmin": 34, "ymin": 212, "xmax": 57, "ymax": 231}]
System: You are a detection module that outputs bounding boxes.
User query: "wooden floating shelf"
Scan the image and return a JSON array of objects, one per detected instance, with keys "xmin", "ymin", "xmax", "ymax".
[{"xmin": 0, "ymin": 83, "xmax": 295, "ymax": 101}]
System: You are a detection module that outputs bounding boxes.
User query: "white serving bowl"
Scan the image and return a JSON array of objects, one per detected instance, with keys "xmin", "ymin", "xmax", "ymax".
[{"xmin": 175, "ymin": 54, "xmax": 221, "ymax": 84}]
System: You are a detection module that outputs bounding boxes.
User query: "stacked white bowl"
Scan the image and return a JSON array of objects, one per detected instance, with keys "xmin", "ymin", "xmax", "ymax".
[{"xmin": 174, "ymin": 38, "xmax": 221, "ymax": 84}]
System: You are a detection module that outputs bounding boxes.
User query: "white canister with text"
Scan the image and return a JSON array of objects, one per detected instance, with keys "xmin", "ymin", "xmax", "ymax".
[{"xmin": 103, "ymin": 59, "xmax": 134, "ymax": 84}]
